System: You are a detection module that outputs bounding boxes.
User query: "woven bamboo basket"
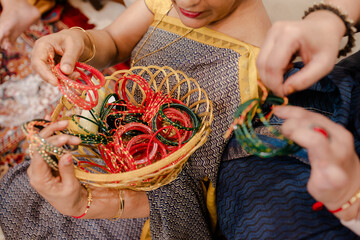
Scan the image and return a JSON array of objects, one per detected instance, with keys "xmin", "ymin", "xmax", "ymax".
[{"xmin": 51, "ymin": 65, "xmax": 213, "ymax": 190}]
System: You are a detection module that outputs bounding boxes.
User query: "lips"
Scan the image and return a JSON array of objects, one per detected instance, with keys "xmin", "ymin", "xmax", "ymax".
[{"xmin": 179, "ymin": 8, "xmax": 202, "ymax": 18}]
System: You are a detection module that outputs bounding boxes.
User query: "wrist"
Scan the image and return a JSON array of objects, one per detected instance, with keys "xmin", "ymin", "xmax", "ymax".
[
  {"xmin": 302, "ymin": 2, "xmax": 356, "ymax": 57},
  {"xmin": 304, "ymin": 11, "xmax": 346, "ymax": 41},
  {"xmin": 82, "ymin": 187, "xmax": 119, "ymax": 219},
  {"xmin": 327, "ymin": 161, "xmax": 360, "ymax": 221},
  {"xmin": 333, "ymin": 192, "xmax": 360, "ymax": 221},
  {"xmin": 325, "ymin": 0, "xmax": 360, "ymax": 27},
  {"xmin": 121, "ymin": 190, "xmax": 150, "ymax": 218},
  {"xmin": 70, "ymin": 185, "xmax": 92, "ymax": 218},
  {"xmin": 69, "ymin": 27, "xmax": 96, "ymax": 63}
]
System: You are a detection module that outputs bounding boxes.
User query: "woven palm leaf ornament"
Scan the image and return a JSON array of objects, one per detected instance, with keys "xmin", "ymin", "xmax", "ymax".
[
  {"xmin": 225, "ymin": 80, "xmax": 301, "ymax": 158},
  {"xmin": 23, "ymin": 60, "xmax": 213, "ymax": 190}
]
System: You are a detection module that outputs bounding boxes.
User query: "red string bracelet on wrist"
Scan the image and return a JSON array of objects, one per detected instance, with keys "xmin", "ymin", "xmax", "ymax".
[
  {"xmin": 313, "ymin": 189, "xmax": 360, "ymax": 213},
  {"xmin": 72, "ymin": 185, "xmax": 92, "ymax": 219}
]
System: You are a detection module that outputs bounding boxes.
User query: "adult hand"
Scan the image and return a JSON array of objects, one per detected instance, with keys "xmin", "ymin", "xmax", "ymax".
[
  {"xmin": 27, "ymin": 120, "xmax": 86, "ymax": 216},
  {"xmin": 0, "ymin": 0, "xmax": 40, "ymax": 50},
  {"xmin": 274, "ymin": 106, "xmax": 360, "ymax": 221},
  {"xmin": 31, "ymin": 29, "xmax": 88, "ymax": 86},
  {"xmin": 257, "ymin": 11, "xmax": 345, "ymax": 97},
  {"xmin": 27, "ymin": 120, "xmax": 150, "ymax": 219}
]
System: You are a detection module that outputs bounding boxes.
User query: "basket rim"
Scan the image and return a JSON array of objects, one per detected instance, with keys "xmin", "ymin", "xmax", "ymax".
[{"xmin": 53, "ymin": 65, "xmax": 214, "ymax": 186}]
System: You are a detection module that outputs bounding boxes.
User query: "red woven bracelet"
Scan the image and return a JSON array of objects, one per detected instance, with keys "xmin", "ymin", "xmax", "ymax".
[
  {"xmin": 313, "ymin": 189, "xmax": 360, "ymax": 213},
  {"xmin": 72, "ymin": 185, "xmax": 92, "ymax": 219}
]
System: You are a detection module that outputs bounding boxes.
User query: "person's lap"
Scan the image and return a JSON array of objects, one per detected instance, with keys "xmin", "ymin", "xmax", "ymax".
[
  {"xmin": 0, "ymin": 160, "xmax": 146, "ymax": 240},
  {"xmin": 217, "ymin": 137, "xmax": 359, "ymax": 239}
]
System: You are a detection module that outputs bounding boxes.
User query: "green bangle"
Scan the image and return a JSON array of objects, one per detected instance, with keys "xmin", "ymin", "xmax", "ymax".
[
  {"xmin": 151, "ymin": 103, "xmax": 200, "ymax": 146},
  {"xmin": 158, "ymin": 103, "xmax": 200, "ymax": 131},
  {"xmin": 233, "ymin": 95, "xmax": 301, "ymax": 158}
]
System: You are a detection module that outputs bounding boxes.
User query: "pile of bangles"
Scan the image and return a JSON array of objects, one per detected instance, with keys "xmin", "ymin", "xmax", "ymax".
[
  {"xmin": 22, "ymin": 60, "xmax": 201, "ymax": 173},
  {"xmin": 225, "ymin": 81, "xmax": 301, "ymax": 158}
]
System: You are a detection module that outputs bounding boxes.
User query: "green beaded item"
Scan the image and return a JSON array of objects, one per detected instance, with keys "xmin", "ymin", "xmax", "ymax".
[
  {"xmin": 232, "ymin": 95, "xmax": 301, "ymax": 158},
  {"xmin": 22, "ymin": 120, "xmax": 72, "ymax": 170}
]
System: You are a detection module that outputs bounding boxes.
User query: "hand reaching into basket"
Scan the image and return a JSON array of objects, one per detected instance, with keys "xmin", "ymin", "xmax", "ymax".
[
  {"xmin": 31, "ymin": 28, "xmax": 93, "ymax": 86},
  {"xmin": 274, "ymin": 105, "xmax": 360, "ymax": 221},
  {"xmin": 31, "ymin": 0, "xmax": 154, "ymax": 86},
  {"xmin": 26, "ymin": 120, "xmax": 150, "ymax": 219}
]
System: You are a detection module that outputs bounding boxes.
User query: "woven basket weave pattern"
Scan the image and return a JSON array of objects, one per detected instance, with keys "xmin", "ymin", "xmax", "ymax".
[{"xmin": 51, "ymin": 66, "xmax": 213, "ymax": 190}]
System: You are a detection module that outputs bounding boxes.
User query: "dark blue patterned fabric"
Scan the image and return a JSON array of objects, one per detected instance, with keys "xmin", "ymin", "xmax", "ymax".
[
  {"xmin": 217, "ymin": 146, "xmax": 359, "ymax": 240},
  {"xmin": 217, "ymin": 51, "xmax": 360, "ymax": 239},
  {"xmin": 287, "ymin": 50, "xmax": 360, "ymax": 155}
]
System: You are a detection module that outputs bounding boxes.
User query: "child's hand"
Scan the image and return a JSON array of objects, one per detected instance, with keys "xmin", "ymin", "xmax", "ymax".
[{"xmin": 274, "ymin": 106, "xmax": 360, "ymax": 221}]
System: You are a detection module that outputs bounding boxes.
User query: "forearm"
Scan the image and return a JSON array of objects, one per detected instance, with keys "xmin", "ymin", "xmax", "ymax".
[
  {"xmin": 80, "ymin": 29, "xmax": 121, "ymax": 69},
  {"xmin": 78, "ymin": 0, "xmax": 154, "ymax": 69},
  {"xmin": 302, "ymin": 0, "xmax": 360, "ymax": 57},
  {"xmin": 72, "ymin": 187, "xmax": 150, "ymax": 219},
  {"xmin": 325, "ymin": 0, "xmax": 360, "ymax": 27}
]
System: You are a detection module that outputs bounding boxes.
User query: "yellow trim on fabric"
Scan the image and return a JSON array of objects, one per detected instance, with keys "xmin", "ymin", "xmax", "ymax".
[
  {"xmin": 150, "ymin": 14, "xmax": 260, "ymax": 102},
  {"xmin": 206, "ymin": 181, "xmax": 217, "ymax": 232},
  {"xmin": 144, "ymin": 0, "xmax": 172, "ymax": 15},
  {"xmin": 201, "ymin": 177, "xmax": 217, "ymax": 233},
  {"xmin": 140, "ymin": 219, "xmax": 151, "ymax": 240}
]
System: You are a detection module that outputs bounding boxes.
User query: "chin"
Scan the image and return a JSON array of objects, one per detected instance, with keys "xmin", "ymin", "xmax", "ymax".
[{"xmin": 179, "ymin": 17, "xmax": 208, "ymax": 29}]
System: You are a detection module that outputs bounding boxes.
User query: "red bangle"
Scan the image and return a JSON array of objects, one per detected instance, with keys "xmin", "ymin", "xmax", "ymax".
[
  {"xmin": 112, "ymin": 123, "xmax": 154, "ymax": 170},
  {"xmin": 48, "ymin": 55, "xmax": 105, "ymax": 110},
  {"xmin": 160, "ymin": 108, "xmax": 192, "ymax": 141},
  {"xmin": 116, "ymin": 75, "xmax": 153, "ymax": 111},
  {"xmin": 126, "ymin": 134, "xmax": 158, "ymax": 165},
  {"xmin": 142, "ymin": 92, "xmax": 172, "ymax": 123},
  {"xmin": 114, "ymin": 122, "xmax": 153, "ymax": 141},
  {"xmin": 150, "ymin": 125, "xmax": 182, "ymax": 153},
  {"xmin": 54, "ymin": 62, "xmax": 105, "ymax": 90},
  {"xmin": 58, "ymin": 82, "xmax": 99, "ymax": 110},
  {"xmin": 98, "ymin": 142, "xmax": 133, "ymax": 172}
]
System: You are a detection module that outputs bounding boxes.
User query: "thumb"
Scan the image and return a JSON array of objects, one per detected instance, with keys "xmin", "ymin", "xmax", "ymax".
[
  {"xmin": 59, "ymin": 38, "xmax": 83, "ymax": 75},
  {"xmin": 58, "ymin": 153, "xmax": 77, "ymax": 186},
  {"xmin": 284, "ymin": 55, "xmax": 334, "ymax": 95}
]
